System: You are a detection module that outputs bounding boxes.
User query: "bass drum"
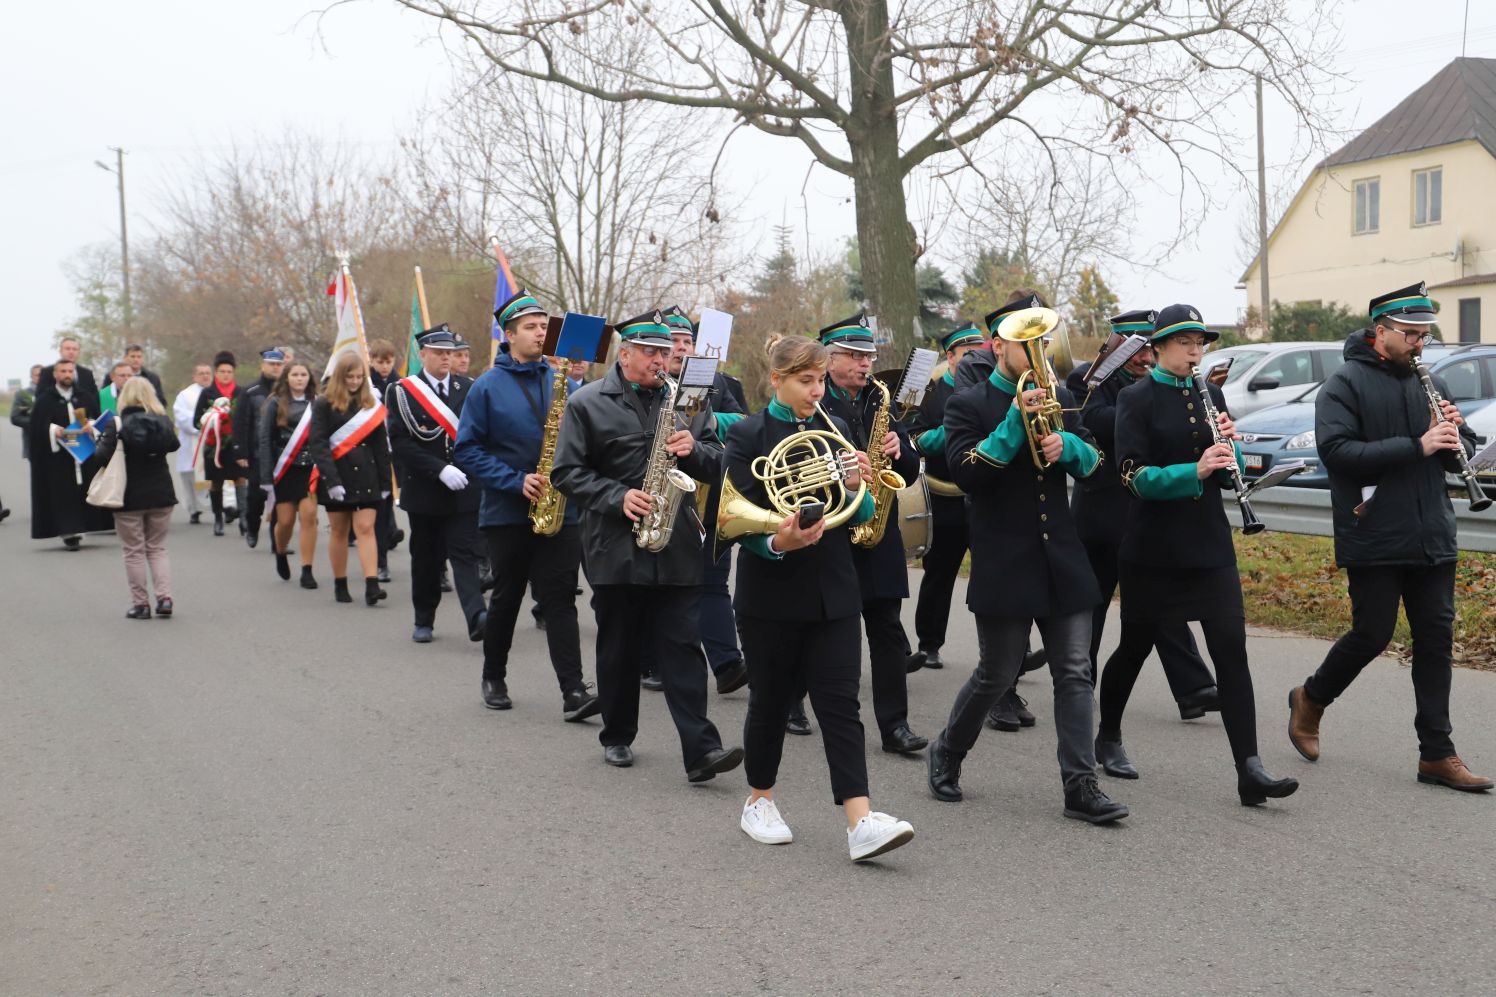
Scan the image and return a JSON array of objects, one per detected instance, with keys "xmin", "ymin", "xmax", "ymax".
[{"xmin": 896, "ymin": 471, "xmax": 933, "ymax": 563}]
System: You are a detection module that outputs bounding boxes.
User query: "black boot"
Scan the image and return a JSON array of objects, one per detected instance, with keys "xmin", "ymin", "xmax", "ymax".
[
  {"xmin": 1237, "ymin": 756, "xmax": 1299, "ymax": 807},
  {"xmin": 1095, "ymin": 736, "xmax": 1139, "ymax": 779},
  {"xmin": 275, "ymin": 549, "xmax": 291, "ymax": 581},
  {"xmin": 927, "ymin": 738, "xmax": 964, "ymax": 802},
  {"xmin": 365, "ymin": 577, "xmax": 387, "ymax": 606},
  {"xmin": 1063, "ymin": 776, "xmax": 1130, "ymax": 824},
  {"xmin": 785, "ymin": 698, "xmax": 813, "ymax": 736},
  {"xmin": 213, "ymin": 513, "xmax": 224, "ymax": 537},
  {"xmin": 333, "ymin": 578, "xmax": 352, "ymax": 604},
  {"xmin": 300, "ymin": 565, "xmax": 318, "ymax": 590}
]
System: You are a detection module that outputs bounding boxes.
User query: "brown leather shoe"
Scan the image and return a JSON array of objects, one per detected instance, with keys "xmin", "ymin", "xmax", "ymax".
[
  {"xmin": 1287, "ymin": 686, "xmax": 1323, "ymax": 762},
  {"xmin": 1417, "ymin": 756, "xmax": 1494, "ymax": 792}
]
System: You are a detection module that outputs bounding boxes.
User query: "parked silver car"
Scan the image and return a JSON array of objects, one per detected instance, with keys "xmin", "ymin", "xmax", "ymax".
[{"xmin": 1198, "ymin": 342, "xmax": 1346, "ymax": 417}]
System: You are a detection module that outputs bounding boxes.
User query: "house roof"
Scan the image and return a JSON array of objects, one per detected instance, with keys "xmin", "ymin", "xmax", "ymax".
[
  {"xmin": 1430, "ymin": 272, "xmax": 1496, "ymax": 290},
  {"xmin": 1325, "ymin": 57, "xmax": 1496, "ymax": 167}
]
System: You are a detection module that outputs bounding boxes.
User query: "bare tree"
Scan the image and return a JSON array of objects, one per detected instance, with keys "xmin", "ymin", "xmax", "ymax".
[{"xmin": 387, "ymin": 0, "xmax": 1338, "ymax": 353}]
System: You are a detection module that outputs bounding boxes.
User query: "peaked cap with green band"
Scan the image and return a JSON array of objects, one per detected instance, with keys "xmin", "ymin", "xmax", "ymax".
[
  {"xmin": 1150, "ymin": 303, "xmax": 1218, "ymax": 344},
  {"xmin": 983, "ymin": 294, "xmax": 1045, "ymax": 336},
  {"xmin": 616, "ymin": 309, "xmax": 674, "ymax": 347},
  {"xmin": 661, "ymin": 304, "xmax": 695, "ymax": 335},
  {"xmin": 818, "ymin": 311, "xmax": 876, "ymax": 352},
  {"xmin": 1109, "ymin": 309, "xmax": 1157, "ymax": 336},
  {"xmin": 1369, "ymin": 280, "xmax": 1438, "ymax": 325},
  {"xmin": 940, "ymin": 321, "xmax": 984, "ymax": 353},
  {"xmin": 495, "ymin": 289, "xmax": 546, "ymax": 328}
]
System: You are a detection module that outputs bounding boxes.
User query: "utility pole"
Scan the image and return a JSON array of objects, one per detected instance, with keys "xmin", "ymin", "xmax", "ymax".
[
  {"xmin": 1256, "ymin": 75, "xmax": 1271, "ymax": 340},
  {"xmin": 93, "ymin": 147, "xmax": 132, "ymax": 334}
]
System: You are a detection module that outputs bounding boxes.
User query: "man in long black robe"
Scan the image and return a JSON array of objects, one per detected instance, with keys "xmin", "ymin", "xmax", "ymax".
[{"xmin": 28, "ymin": 359, "xmax": 112, "ymax": 547}]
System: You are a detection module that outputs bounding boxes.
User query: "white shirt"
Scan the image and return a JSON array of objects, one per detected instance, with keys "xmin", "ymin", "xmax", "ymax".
[
  {"xmin": 423, "ymin": 372, "xmax": 451, "ymax": 396},
  {"xmin": 173, "ymin": 383, "xmax": 206, "ymax": 472}
]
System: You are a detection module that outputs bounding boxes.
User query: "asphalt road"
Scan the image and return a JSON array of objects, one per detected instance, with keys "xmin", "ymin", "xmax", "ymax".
[{"xmin": 3, "ymin": 452, "xmax": 1494, "ymax": 996}]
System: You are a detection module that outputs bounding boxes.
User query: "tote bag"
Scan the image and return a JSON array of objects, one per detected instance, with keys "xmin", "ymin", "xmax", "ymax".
[{"xmin": 86, "ymin": 437, "xmax": 127, "ymax": 509}]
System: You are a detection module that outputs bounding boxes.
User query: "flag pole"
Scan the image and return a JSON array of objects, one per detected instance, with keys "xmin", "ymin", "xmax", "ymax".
[
  {"xmin": 414, "ymin": 264, "xmax": 431, "ymax": 328},
  {"xmin": 489, "ymin": 235, "xmax": 504, "ymax": 367},
  {"xmin": 341, "ymin": 256, "xmax": 372, "ymax": 367}
]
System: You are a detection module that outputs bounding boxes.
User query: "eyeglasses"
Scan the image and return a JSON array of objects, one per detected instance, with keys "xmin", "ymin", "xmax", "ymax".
[
  {"xmin": 1172, "ymin": 337, "xmax": 1208, "ymax": 349},
  {"xmin": 1398, "ymin": 330, "xmax": 1434, "ymax": 345}
]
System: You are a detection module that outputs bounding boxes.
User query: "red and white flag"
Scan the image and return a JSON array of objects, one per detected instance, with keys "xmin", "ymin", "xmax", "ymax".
[{"xmin": 323, "ymin": 265, "xmax": 370, "ymax": 380}]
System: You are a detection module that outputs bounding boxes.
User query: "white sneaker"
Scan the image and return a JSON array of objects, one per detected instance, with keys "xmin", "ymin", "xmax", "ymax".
[
  {"xmin": 740, "ymin": 796, "xmax": 793, "ymax": 845},
  {"xmin": 848, "ymin": 811, "xmax": 914, "ymax": 861}
]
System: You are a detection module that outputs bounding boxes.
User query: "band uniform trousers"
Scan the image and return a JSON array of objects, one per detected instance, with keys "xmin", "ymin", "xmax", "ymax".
[
  {"xmin": 591, "ymin": 584, "xmax": 724, "ymax": 770},
  {"xmin": 482, "ymin": 524, "xmax": 585, "ymax": 695},
  {"xmin": 697, "ymin": 550, "xmax": 742, "ymax": 675},
  {"xmin": 408, "ymin": 509, "xmax": 486, "ymax": 630},
  {"xmin": 1304, "ymin": 562, "xmax": 1457, "ymax": 761},
  {"xmin": 739, "ymin": 614, "xmax": 869, "ymax": 804},
  {"xmin": 245, "ymin": 463, "xmax": 268, "ymax": 540},
  {"xmin": 863, "ymin": 598, "xmax": 912, "ymax": 738},
  {"xmin": 376, "ymin": 494, "xmax": 396, "ymax": 570},
  {"xmin": 1085, "ymin": 535, "xmax": 1216, "ymax": 695},
  {"xmin": 914, "ymin": 494, "xmax": 968, "ymax": 654},
  {"xmin": 943, "ymin": 611, "xmax": 1098, "ymax": 789}
]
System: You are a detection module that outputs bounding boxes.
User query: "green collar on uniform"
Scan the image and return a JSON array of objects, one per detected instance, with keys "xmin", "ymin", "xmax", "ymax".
[
  {"xmin": 941, "ymin": 369, "xmax": 956, "ymax": 387},
  {"xmin": 767, "ymin": 395, "xmax": 815, "ymax": 424},
  {"xmin": 1150, "ymin": 367, "xmax": 1192, "ymax": 388},
  {"xmin": 988, "ymin": 367, "xmax": 1019, "ymax": 395},
  {"xmin": 827, "ymin": 379, "xmax": 865, "ymax": 404}
]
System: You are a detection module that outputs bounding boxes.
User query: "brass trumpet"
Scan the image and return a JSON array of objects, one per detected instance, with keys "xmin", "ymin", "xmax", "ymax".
[{"xmin": 996, "ymin": 306, "xmax": 1066, "ymax": 470}]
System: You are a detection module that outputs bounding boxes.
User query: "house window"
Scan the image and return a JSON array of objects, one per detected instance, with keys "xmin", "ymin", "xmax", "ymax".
[
  {"xmin": 1354, "ymin": 178, "xmax": 1380, "ymax": 234},
  {"xmin": 1459, "ymin": 297, "xmax": 1480, "ymax": 344},
  {"xmin": 1413, "ymin": 167, "xmax": 1442, "ymax": 226}
]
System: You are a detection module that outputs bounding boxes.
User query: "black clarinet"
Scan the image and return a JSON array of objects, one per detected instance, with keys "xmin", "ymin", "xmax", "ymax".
[
  {"xmin": 1190, "ymin": 364, "xmax": 1265, "ymax": 535},
  {"xmin": 1413, "ymin": 357, "xmax": 1493, "ymax": 512}
]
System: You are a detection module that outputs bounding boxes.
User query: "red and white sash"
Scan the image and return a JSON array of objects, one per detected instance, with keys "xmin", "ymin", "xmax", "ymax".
[
  {"xmin": 397, "ymin": 376, "xmax": 459, "ymax": 439},
  {"xmin": 330, "ymin": 403, "xmax": 387, "ymax": 458},
  {"xmin": 194, "ymin": 404, "xmax": 228, "ymax": 471},
  {"xmin": 272, "ymin": 404, "xmax": 314, "ymax": 484}
]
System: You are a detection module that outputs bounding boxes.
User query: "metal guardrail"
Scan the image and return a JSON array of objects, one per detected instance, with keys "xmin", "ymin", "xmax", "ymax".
[{"xmin": 1221, "ymin": 487, "xmax": 1496, "ymax": 553}]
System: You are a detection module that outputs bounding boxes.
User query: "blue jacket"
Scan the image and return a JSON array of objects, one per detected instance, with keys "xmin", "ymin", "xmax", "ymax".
[{"xmin": 454, "ymin": 345, "xmax": 580, "ymax": 528}]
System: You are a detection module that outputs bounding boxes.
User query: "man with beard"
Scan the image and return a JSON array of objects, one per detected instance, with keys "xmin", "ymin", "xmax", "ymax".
[{"xmin": 27, "ymin": 358, "xmax": 112, "ymax": 548}]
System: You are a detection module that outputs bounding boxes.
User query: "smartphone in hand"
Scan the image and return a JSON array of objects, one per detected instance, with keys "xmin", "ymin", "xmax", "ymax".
[{"xmin": 797, "ymin": 501, "xmax": 825, "ymax": 530}]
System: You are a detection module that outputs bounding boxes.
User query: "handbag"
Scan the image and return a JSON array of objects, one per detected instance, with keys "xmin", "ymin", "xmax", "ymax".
[{"xmin": 86, "ymin": 433, "xmax": 128, "ymax": 509}]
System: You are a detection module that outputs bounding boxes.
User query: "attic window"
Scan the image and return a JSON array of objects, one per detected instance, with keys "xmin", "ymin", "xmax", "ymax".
[
  {"xmin": 1413, "ymin": 167, "xmax": 1442, "ymax": 226},
  {"xmin": 1354, "ymin": 178, "xmax": 1380, "ymax": 234}
]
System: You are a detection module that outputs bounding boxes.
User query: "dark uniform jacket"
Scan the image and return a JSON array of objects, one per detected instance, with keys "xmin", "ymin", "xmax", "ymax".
[
  {"xmin": 94, "ymin": 407, "xmax": 180, "ymax": 511},
  {"xmin": 233, "ymin": 374, "xmax": 278, "ymax": 482},
  {"xmin": 1316, "ymin": 330, "xmax": 1478, "ymax": 567},
  {"xmin": 1072, "ymin": 363, "xmax": 1141, "ymax": 547},
  {"xmin": 257, "ymin": 395, "xmax": 314, "ymax": 474},
  {"xmin": 308, "ymin": 397, "xmax": 392, "ymax": 505},
  {"xmin": 907, "ymin": 371, "xmax": 959, "ymax": 486},
  {"xmin": 724, "ymin": 409, "xmax": 867, "ymax": 623},
  {"xmin": 822, "ymin": 379, "xmax": 921, "ymax": 601},
  {"xmin": 551, "ymin": 363, "xmax": 723, "ymax": 587},
  {"xmin": 953, "ymin": 347, "xmax": 996, "ymax": 391},
  {"xmin": 1115, "ymin": 370, "xmax": 1239, "ymax": 570},
  {"xmin": 385, "ymin": 371, "xmax": 479, "ymax": 517},
  {"xmin": 944, "ymin": 371, "xmax": 1102, "ymax": 620}
]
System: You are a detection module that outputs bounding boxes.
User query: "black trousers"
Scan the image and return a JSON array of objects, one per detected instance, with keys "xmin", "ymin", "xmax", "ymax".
[
  {"xmin": 592, "ymin": 584, "xmax": 723, "ymax": 770},
  {"xmin": 244, "ymin": 461, "xmax": 267, "ymax": 539},
  {"xmin": 914, "ymin": 495, "xmax": 968, "ymax": 653},
  {"xmin": 408, "ymin": 509, "xmax": 485, "ymax": 629},
  {"xmin": 1099, "ymin": 615, "xmax": 1258, "ymax": 766},
  {"xmin": 740, "ymin": 614, "xmax": 869, "ymax": 804},
  {"xmin": 1085, "ymin": 536, "xmax": 1217, "ymax": 697},
  {"xmin": 482, "ymin": 524, "xmax": 584, "ymax": 696},
  {"xmin": 697, "ymin": 551, "xmax": 742, "ymax": 674},
  {"xmin": 862, "ymin": 598, "xmax": 911, "ymax": 739},
  {"xmin": 1304, "ymin": 562, "xmax": 1457, "ymax": 761},
  {"xmin": 375, "ymin": 494, "xmax": 396, "ymax": 569}
]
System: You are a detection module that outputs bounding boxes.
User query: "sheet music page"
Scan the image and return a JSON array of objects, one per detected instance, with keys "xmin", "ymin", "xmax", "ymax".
[
  {"xmin": 1469, "ymin": 437, "xmax": 1496, "ymax": 473},
  {"xmin": 896, "ymin": 348, "xmax": 939, "ymax": 406},
  {"xmin": 696, "ymin": 309, "xmax": 733, "ymax": 360}
]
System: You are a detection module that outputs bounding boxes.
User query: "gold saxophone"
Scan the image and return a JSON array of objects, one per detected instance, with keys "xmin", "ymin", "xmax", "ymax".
[
  {"xmin": 634, "ymin": 372, "xmax": 697, "ymax": 552},
  {"xmin": 850, "ymin": 378, "xmax": 907, "ymax": 547},
  {"xmin": 528, "ymin": 360, "xmax": 570, "ymax": 536}
]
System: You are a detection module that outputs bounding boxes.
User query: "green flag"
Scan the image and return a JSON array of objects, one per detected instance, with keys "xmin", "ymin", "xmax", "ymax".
[{"xmin": 402, "ymin": 287, "xmax": 423, "ymax": 377}]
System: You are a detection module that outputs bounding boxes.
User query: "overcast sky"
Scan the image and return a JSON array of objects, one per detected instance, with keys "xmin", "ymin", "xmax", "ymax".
[{"xmin": 3, "ymin": 1, "xmax": 1495, "ymax": 385}]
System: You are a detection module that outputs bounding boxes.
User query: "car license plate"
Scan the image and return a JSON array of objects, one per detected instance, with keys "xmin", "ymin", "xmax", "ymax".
[{"xmin": 1244, "ymin": 454, "xmax": 1265, "ymax": 471}]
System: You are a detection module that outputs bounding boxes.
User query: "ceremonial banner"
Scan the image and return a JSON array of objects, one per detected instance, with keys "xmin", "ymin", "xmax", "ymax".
[
  {"xmin": 324, "ymin": 262, "xmax": 371, "ymax": 379},
  {"xmin": 402, "ymin": 266, "xmax": 429, "ymax": 378},
  {"xmin": 488, "ymin": 237, "xmax": 518, "ymax": 365}
]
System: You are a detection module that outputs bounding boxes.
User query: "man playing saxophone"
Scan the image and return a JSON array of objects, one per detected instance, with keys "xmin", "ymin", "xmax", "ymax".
[
  {"xmin": 551, "ymin": 310, "xmax": 744, "ymax": 781},
  {"xmin": 454, "ymin": 290, "xmax": 599, "ymax": 723}
]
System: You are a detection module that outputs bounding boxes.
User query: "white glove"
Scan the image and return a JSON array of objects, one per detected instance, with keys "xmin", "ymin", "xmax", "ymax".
[
  {"xmin": 328, "ymin": 485, "xmax": 347, "ymax": 502},
  {"xmin": 438, "ymin": 465, "xmax": 469, "ymax": 491},
  {"xmin": 261, "ymin": 483, "xmax": 275, "ymax": 502}
]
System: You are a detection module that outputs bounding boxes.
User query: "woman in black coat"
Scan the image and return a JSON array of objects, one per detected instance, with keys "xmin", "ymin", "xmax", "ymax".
[
  {"xmin": 307, "ymin": 352, "xmax": 392, "ymax": 606},
  {"xmin": 258, "ymin": 362, "xmax": 321, "ymax": 589},
  {"xmin": 192, "ymin": 350, "xmax": 248, "ymax": 537},
  {"xmin": 1098, "ymin": 304, "xmax": 1298, "ymax": 807},
  {"xmin": 95, "ymin": 378, "xmax": 180, "ymax": 619}
]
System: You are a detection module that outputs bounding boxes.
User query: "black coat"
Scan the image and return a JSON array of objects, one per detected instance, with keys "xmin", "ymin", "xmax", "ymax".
[
  {"xmin": 138, "ymin": 368, "xmax": 168, "ymax": 408},
  {"xmin": 725, "ymin": 410, "xmax": 865, "ymax": 622},
  {"xmin": 308, "ymin": 397, "xmax": 393, "ymax": 506},
  {"xmin": 94, "ymin": 406, "xmax": 180, "ymax": 511},
  {"xmin": 38, "ymin": 363, "xmax": 98, "ymax": 398},
  {"xmin": 1316, "ymin": 331, "xmax": 1478, "ymax": 567},
  {"xmin": 385, "ymin": 372, "xmax": 480, "ymax": 516},
  {"xmin": 257, "ymin": 395, "xmax": 314, "ymax": 475},
  {"xmin": 944, "ymin": 375, "xmax": 1101, "ymax": 620},
  {"xmin": 822, "ymin": 379, "xmax": 921, "ymax": 601},
  {"xmin": 551, "ymin": 363, "xmax": 723, "ymax": 587},
  {"xmin": 233, "ymin": 374, "xmax": 278, "ymax": 481},
  {"xmin": 953, "ymin": 347, "xmax": 996, "ymax": 390},
  {"xmin": 1072, "ymin": 366, "xmax": 1143, "ymax": 547},
  {"xmin": 907, "ymin": 372, "xmax": 959, "ymax": 485},
  {"xmin": 193, "ymin": 381, "xmax": 247, "ymax": 479},
  {"xmin": 26, "ymin": 384, "xmax": 113, "ymax": 539},
  {"xmin": 1114, "ymin": 371, "xmax": 1238, "ymax": 570}
]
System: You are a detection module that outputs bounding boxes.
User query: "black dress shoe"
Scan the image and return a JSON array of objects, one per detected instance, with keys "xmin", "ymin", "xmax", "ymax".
[
  {"xmin": 189, "ymin": 511, "xmax": 202, "ymax": 525},
  {"xmin": 334, "ymin": 578, "xmax": 352, "ymax": 604},
  {"xmin": 1095, "ymin": 736, "xmax": 1139, "ymax": 779},
  {"xmin": 154, "ymin": 598, "xmax": 173, "ymax": 618},
  {"xmin": 389, "ymin": 527, "xmax": 405, "ymax": 550},
  {"xmin": 1178, "ymin": 686, "xmax": 1222, "ymax": 721},
  {"xmin": 1064, "ymin": 777, "xmax": 1130, "ymax": 823},
  {"xmin": 603, "ymin": 744, "xmax": 634, "ymax": 767},
  {"xmin": 785, "ymin": 699, "xmax": 813, "ymax": 736},
  {"xmin": 62, "ymin": 535, "xmax": 81, "ymax": 550},
  {"xmin": 714, "ymin": 659, "xmax": 749, "ymax": 695},
  {"xmin": 364, "ymin": 577, "xmax": 387, "ymax": 606},
  {"xmin": 927, "ymin": 739, "xmax": 964, "ymax": 802},
  {"xmin": 224, "ymin": 507, "xmax": 239, "ymax": 524},
  {"xmin": 687, "ymin": 746, "xmax": 745, "ymax": 783},
  {"xmin": 1237, "ymin": 755, "xmax": 1299, "ymax": 806},
  {"xmin": 1020, "ymin": 646, "xmax": 1047, "ymax": 674},
  {"xmin": 377, "ymin": 566, "xmax": 392, "ymax": 584},
  {"xmin": 300, "ymin": 566, "xmax": 318, "ymax": 590},
  {"xmin": 641, "ymin": 672, "xmax": 664, "ymax": 692},
  {"xmin": 881, "ymin": 724, "xmax": 930, "ymax": 755},
  {"xmin": 479, "ymin": 565, "xmax": 496, "ymax": 592},
  {"xmin": 439, "ymin": 571, "xmax": 453, "ymax": 593},
  {"xmin": 904, "ymin": 649, "xmax": 927, "ymax": 674},
  {"xmin": 245, "ymin": 531, "xmax": 258, "ymax": 549},
  {"xmin": 468, "ymin": 611, "xmax": 488, "ymax": 642},
  {"xmin": 562, "ymin": 686, "xmax": 601, "ymax": 723},
  {"xmin": 125, "ymin": 604, "xmax": 152, "ymax": 620},
  {"xmin": 986, "ymin": 688, "xmax": 1030, "ymax": 732},
  {"xmin": 923, "ymin": 649, "xmax": 944, "ymax": 669},
  {"xmin": 482, "ymin": 680, "xmax": 512, "ymax": 710},
  {"xmin": 212, "ymin": 515, "xmax": 224, "ymax": 537}
]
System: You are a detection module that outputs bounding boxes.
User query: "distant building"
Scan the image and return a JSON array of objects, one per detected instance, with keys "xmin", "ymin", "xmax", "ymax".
[{"xmin": 1242, "ymin": 57, "xmax": 1496, "ymax": 344}]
